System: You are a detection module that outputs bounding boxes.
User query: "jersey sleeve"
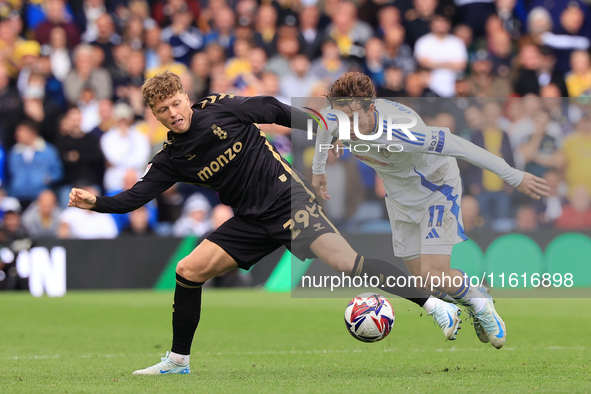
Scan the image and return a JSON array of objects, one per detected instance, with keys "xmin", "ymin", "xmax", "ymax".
[
  {"xmin": 404, "ymin": 126, "xmax": 524, "ymax": 188},
  {"xmin": 311, "ymin": 111, "xmax": 339, "ymax": 175},
  {"xmin": 92, "ymin": 154, "xmax": 177, "ymax": 214}
]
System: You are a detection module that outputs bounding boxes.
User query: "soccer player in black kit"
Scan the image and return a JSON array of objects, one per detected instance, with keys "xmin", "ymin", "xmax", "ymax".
[{"xmin": 68, "ymin": 71, "xmax": 462, "ymax": 375}]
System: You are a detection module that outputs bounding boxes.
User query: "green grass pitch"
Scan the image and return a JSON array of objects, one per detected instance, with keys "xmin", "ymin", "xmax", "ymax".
[{"xmin": 1, "ymin": 289, "xmax": 590, "ymax": 393}]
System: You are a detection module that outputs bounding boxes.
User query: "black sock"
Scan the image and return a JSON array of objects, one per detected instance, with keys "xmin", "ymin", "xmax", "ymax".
[
  {"xmin": 350, "ymin": 255, "xmax": 429, "ymax": 307},
  {"xmin": 171, "ymin": 273, "xmax": 204, "ymax": 355}
]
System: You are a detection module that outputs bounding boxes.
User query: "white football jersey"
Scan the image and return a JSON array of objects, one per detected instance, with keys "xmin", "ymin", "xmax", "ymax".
[{"xmin": 312, "ymin": 99, "xmax": 523, "ymax": 208}]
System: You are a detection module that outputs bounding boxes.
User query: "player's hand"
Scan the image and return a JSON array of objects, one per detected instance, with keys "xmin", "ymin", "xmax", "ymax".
[
  {"xmin": 516, "ymin": 172, "xmax": 550, "ymax": 200},
  {"xmin": 331, "ymin": 139, "xmax": 343, "ymax": 158},
  {"xmin": 68, "ymin": 188, "xmax": 98, "ymax": 209},
  {"xmin": 312, "ymin": 174, "xmax": 330, "ymax": 201}
]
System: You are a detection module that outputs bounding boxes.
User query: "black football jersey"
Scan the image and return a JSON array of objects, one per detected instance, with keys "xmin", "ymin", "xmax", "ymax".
[{"xmin": 92, "ymin": 94, "xmax": 315, "ymax": 218}]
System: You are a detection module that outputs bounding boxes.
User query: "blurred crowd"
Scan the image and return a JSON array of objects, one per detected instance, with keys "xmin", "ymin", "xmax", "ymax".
[{"xmin": 0, "ymin": 0, "xmax": 588, "ymax": 241}]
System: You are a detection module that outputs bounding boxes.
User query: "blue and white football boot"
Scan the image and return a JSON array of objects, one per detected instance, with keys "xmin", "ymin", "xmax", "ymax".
[
  {"xmin": 428, "ymin": 302, "xmax": 462, "ymax": 340},
  {"xmin": 132, "ymin": 351, "xmax": 190, "ymax": 375},
  {"xmin": 470, "ymin": 286, "xmax": 492, "ymax": 344},
  {"xmin": 468, "ymin": 288, "xmax": 507, "ymax": 349}
]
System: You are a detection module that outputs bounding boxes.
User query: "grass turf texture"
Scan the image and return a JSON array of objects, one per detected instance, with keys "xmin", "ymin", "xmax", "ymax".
[{"xmin": 1, "ymin": 290, "xmax": 590, "ymax": 393}]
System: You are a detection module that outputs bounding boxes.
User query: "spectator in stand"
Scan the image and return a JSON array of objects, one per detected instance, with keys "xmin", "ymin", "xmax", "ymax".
[
  {"xmin": 540, "ymin": 84, "xmax": 581, "ymax": 136},
  {"xmin": 0, "ymin": 209, "xmax": 28, "ymax": 245},
  {"xmin": 35, "ymin": 0, "xmax": 80, "ymax": 49},
  {"xmin": 467, "ymin": 101, "xmax": 515, "ymax": 225},
  {"xmin": 152, "ymin": 0, "xmax": 200, "ymax": 28},
  {"xmin": 362, "ymin": 37, "xmax": 386, "ymax": 87},
  {"xmin": 77, "ymin": 0, "xmax": 107, "ymax": 43},
  {"xmin": 540, "ymin": 2, "xmax": 591, "ymax": 77},
  {"xmin": 90, "ymin": 13, "xmax": 122, "ymax": 70},
  {"xmin": 253, "ymin": 3, "xmax": 279, "ymax": 58},
  {"xmin": 7, "ymin": 120, "xmax": 63, "ymax": 209},
  {"xmin": 267, "ymin": 29, "xmax": 301, "ymax": 78},
  {"xmin": 156, "ymin": 184, "xmax": 184, "ymax": 226},
  {"xmin": 224, "ymin": 38, "xmax": 253, "ymax": 83},
  {"xmin": 144, "ymin": 25, "xmax": 162, "ymax": 70},
  {"xmin": 533, "ymin": 170, "xmax": 566, "ymax": 226},
  {"xmin": 89, "ymin": 99, "xmax": 115, "ymax": 140},
  {"xmin": 259, "ymin": 72, "xmax": 289, "ymax": 104},
  {"xmin": 22, "ymin": 75, "xmax": 61, "ymax": 144},
  {"xmin": 467, "ymin": 54, "xmax": 512, "ymax": 97},
  {"xmin": 513, "ymin": 43, "xmax": 543, "ymax": 96},
  {"xmin": 461, "ymin": 195, "xmax": 484, "ymax": 232},
  {"xmin": 487, "ymin": 29, "xmax": 513, "ymax": 77},
  {"xmin": 377, "ymin": 66, "xmax": 406, "ymax": 97},
  {"xmin": 58, "ymin": 185, "xmax": 118, "ymax": 239},
  {"xmin": 403, "ymin": 0, "xmax": 437, "ymax": 49},
  {"xmin": 120, "ymin": 205, "xmax": 154, "ymax": 236},
  {"xmin": 173, "ymin": 193, "xmax": 213, "ymax": 237},
  {"xmin": 518, "ymin": 110, "xmax": 565, "ymax": 179},
  {"xmin": 535, "ymin": 46, "xmax": 569, "ymax": 97},
  {"xmin": 145, "ymin": 42, "xmax": 188, "ymax": 79},
  {"xmin": 109, "ymin": 42, "xmax": 132, "ymax": 91},
  {"xmin": 309, "ymin": 38, "xmax": 349, "ymax": 84},
  {"xmin": 14, "ymin": 40, "xmax": 41, "ymax": 97},
  {"xmin": 280, "ymin": 54, "xmax": 319, "ymax": 98},
  {"xmin": 64, "ymin": 44, "xmax": 112, "ymax": 105},
  {"xmin": 375, "ymin": 6, "xmax": 400, "ymax": 38},
  {"xmin": 457, "ymin": 0, "xmax": 496, "ymax": 39},
  {"xmin": 122, "ymin": 15, "xmax": 146, "ymax": 51},
  {"xmin": 565, "ymin": 50, "xmax": 591, "ymax": 97},
  {"xmin": 383, "ymin": 24, "xmax": 415, "ymax": 76},
  {"xmin": 0, "ymin": 189, "xmax": 21, "ymax": 220},
  {"xmin": 44, "ymin": 26, "xmax": 72, "ymax": 82},
  {"xmin": 0, "ymin": 63, "xmax": 23, "ymax": 146},
  {"xmin": 204, "ymin": 7, "xmax": 236, "ymax": 58},
  {"xmin": 325, "ymin": 1, "xmax": 372, "ymax": 60},
  {"xmin": 555, "ymin": 185, "xmax": 591, "ymax": 230},
  {"xmin": 55, "ymin": 107, "xmax": 104, "ymax": 206},
  {"xmin": 514, "ymin": 205, "xmax": 539, "ymax": 231},
  {"xmin": 189, "ymin": 52, "xmax": 211, "ymax": 99},
  {"xmin": 563, "ymin": 113, "xmax": 591, "ymax": 196},
  {"xmin": 495, "ymin": 0, "xmax": 521, "ymax": 39},
  {"xmin": 100, "ymin": 102, "xmax": 150, "ymax": 194},
  {"xmin": 205, "ymin": 43, "xmax": 227, "ymax": 69},
  {"xmin": 114, "ymin": 50, "xmax": 146, "ymax": 117},
  {"xmin": 415, "ymin": 14, "xmax": 468, "ymax": 97},
  {"xmin": 22, "ymin": 189, "xmax": 61, "ymax": 237},
  {"xmin": 525, "ymin": 7, "xmax": 553, "ymax": 45},
  {"xmin": 161, "ymin": 10, "xmax": 203, "ymax": 67},
  {"xmin": 298, "ymin": 6, "xmax": 324, "ymax": 61},
  {"xmin": 76, "ymin": 86, "xmax": 100, "ymax": 134}
]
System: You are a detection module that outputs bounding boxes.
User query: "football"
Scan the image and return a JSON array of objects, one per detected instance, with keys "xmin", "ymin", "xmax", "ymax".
[{"xmin": 344, "ymin": 293, "xmax": 395, "ymax": 342}]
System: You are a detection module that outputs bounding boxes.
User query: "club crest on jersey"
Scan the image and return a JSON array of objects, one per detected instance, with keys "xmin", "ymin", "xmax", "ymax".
[
  {"xmin": 378, "ymin": 147, "xmax": 391, "ymax": 158},
  {"xmin": 211, "ymin": 124, "xmax": 227, "ymax": 140}
]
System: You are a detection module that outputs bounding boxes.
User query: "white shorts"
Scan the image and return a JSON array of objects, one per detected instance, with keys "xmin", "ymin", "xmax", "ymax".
[{"xmin": 385, "ymin": 178, "xmax": 468, "ymax": 260}]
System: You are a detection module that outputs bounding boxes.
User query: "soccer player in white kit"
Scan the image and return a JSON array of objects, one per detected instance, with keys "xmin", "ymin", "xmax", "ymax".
[{"xmin": 311, "ymin": 73, "xmax": 550, "ymax": 349}]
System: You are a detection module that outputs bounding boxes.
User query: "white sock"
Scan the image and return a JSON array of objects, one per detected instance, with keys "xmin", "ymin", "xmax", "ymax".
[
  {"xmin": 169, "ymin": 352, "xmax": 190, "ymax": 365},
  {"xmin": 465, "ymin": 286, "xmax": 487, "ymax": 313},
  {"xmin": 422, "ymin": 296, "xmax": 441, "ymax": 313}
]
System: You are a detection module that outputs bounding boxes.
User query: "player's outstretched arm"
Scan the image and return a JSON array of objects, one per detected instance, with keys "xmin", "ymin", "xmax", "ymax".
[
  {"xmin": 515, "ymin": 172, "xmax": 550, "ymax": 200},
  {"xmin": 68, "ymin": 188, "xmax": 97, "ymax": 210}
]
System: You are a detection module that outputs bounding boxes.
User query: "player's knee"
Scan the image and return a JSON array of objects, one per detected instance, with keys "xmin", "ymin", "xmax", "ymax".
[
  {"xmin": 176, "ymin": 257, "xmax": 219, "ymax": 282},
  {"xmin": 327, "ymin": 252, "xmax": 355, "ymax": 274}
]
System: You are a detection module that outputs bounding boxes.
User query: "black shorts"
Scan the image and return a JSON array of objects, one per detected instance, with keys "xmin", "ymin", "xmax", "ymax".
[{"xmin": 206, "ymin": 179, "xmax": 339, "ymax": 270}]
